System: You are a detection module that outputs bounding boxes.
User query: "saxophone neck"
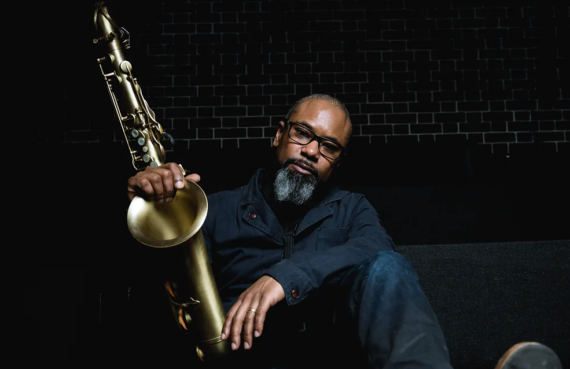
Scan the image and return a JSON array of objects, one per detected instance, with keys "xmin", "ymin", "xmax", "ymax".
[
  {"xmin": 94, "ymin": 2, "xmax": 129, "ymax": 44},
  {"xmin": 94, "ymin": 1, "xmax": 167, "ymax": 171}
]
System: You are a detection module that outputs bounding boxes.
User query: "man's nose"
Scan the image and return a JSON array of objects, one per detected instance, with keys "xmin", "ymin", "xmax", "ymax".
[{"xmin": 302, "ymin": 139, "xmax": 320, "ymax": 159}]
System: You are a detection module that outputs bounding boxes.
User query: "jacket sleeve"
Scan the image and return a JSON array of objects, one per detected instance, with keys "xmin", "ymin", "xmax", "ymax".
[
  {"xmin": 265, "ymin": 194, "xmax": 395, "ymax": 306},
  {"xmin": 201, "ymin": 192, "xmax": 218, "ymax": 264}
]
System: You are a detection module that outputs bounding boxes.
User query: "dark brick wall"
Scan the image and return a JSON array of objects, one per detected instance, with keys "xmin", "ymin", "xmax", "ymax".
[{"xmin": 53, "ymin": 0, "xmax": 568, "ymax": 154}]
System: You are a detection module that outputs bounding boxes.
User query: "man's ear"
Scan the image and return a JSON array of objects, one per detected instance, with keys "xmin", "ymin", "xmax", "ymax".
[
  {"xmin": 334, "ymin": 152, "xmax": 347, "ymax": 170},
  {"xmin": 273, "ymin": 121, "xmax": 286, "ymax": 147}
]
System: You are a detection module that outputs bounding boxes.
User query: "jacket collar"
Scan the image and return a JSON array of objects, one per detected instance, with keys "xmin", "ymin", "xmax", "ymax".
[{"xmin": 240, "ymin": 168, "xmax": 344, "ymax": 240}]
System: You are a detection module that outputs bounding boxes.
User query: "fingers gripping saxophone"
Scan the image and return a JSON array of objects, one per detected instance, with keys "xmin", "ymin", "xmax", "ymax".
[{"xmin": 93, "ymin": 2, "xmax": 230, "ymax": 361}]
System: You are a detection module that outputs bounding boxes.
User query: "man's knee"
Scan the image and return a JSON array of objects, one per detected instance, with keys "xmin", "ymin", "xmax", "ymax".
[
  {"xmin": 360, "ymin": 251, "xmax": 414, "ymax": 274},
  {"xmin": 347, "ymin": 251, "xmax": 421, "ymax": 294}
]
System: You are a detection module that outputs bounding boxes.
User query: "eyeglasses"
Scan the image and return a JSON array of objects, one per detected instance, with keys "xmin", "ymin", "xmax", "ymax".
[{"xmin": 286, "ymin": 121, "xmax": 345, "ymax": 160}]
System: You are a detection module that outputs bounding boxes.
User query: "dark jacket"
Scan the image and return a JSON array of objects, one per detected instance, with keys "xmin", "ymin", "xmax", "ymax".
[{"xmin": 203, "ymin": 168, "xmax": 395, "ymax": 311}]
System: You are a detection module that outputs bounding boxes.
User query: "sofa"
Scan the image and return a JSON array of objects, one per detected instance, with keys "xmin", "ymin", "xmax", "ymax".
[
  {"xmin": 398, "ymin": 240, "xmax": 569, "ymax": 368},
  {"xmin": 39, "ymin": 143, "xmax": 569, "ymax": 367}
]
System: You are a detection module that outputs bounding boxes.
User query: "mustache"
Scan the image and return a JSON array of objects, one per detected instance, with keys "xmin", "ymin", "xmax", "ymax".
[{"xmin": 283, "ymin": 158, "xmax": 320, "ymax": 181}]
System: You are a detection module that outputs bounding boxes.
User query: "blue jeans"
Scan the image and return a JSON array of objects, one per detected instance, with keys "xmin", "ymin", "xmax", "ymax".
[
  {"xmin": 207, "ymin": 251, "xmax": 453, "ymax": 369},
  {"xmin": 329, "ymin": 251, "xmax": 454, "ymax": 368}
]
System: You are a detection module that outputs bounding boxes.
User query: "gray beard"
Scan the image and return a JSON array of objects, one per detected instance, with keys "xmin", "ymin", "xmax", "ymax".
[{"xmin": 274, "ymin": 167, "xmax": 318, "ymax": 206}]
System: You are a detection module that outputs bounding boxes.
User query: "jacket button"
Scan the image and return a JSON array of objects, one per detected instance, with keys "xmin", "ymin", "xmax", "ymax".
[
  {"xmin": 291, "ymin": 289, "xmax": 299, "ymax": 299},
  {"xmin": 249, "ymin": 212, "xmax": 257, "ymax": 219}
]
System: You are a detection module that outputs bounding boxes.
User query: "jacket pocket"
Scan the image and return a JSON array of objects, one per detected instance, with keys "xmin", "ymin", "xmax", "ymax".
[{"xmin": 316, "ymin": 228, "xmax": 350, "ymax": 251}]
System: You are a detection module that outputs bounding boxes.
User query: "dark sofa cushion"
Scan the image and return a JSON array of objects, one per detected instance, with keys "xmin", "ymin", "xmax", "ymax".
[{"xmin": 397, "ymin": 240, "xmax": 570, "ymax": 369}]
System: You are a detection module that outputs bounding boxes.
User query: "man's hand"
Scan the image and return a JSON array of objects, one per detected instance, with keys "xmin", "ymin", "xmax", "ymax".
[
  {"xmin": 127, "ymin": 162, "xmax": 201, "ymax": 202},
  {"xmin": 221, "ymin": 275, "xmax": 285, "ymax": 350}
]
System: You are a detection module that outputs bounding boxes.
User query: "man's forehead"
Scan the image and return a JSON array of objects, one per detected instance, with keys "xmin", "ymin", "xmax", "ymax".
[
  {"xmin": 296, "ymin": 98, "xmax": 336, "ymax": 112},
  {"xmin": 290, "ymin": 104, "xmax": 350, "ymax": 146},
  {"xmin": 293, "ymin": 100, "xmax": 346, "ymax": 123}
]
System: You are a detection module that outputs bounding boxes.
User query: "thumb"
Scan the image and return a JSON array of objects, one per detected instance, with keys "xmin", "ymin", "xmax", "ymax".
[{"xmin": 185, "ymin": 173, "xmax": 201, "ymax": 183}]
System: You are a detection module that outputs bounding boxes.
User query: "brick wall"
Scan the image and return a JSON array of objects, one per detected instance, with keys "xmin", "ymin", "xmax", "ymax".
[{"xmin": 55, "ymin": 0, "xmax": 569, "ymax": 155}]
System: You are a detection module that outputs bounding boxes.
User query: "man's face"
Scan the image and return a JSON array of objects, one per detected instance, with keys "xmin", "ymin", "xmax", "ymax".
[{"xmin": 273, "ymin": 99, "xmax": 351, "ymax": 185}]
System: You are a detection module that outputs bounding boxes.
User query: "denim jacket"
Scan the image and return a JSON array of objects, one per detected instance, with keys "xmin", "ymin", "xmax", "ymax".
[{"xmin": 203, "ymin": 168, "xmax": 395, "ymax": 310}]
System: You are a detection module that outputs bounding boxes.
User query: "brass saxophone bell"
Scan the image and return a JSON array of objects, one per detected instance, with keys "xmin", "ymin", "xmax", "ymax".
[{"xmin": 127, "ymin": 180, "xmax": 208, "ymax": 248}]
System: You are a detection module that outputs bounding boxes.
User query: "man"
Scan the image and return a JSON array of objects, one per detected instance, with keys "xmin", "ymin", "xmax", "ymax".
[{"xmin": 128, "ymin": 94, "xmax": 454, "ymax": 368}]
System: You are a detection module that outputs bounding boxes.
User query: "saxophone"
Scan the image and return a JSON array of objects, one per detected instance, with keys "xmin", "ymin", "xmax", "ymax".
[{"xmin": 93, "ymin": 1, "xmax": 230, "ymax": 361}]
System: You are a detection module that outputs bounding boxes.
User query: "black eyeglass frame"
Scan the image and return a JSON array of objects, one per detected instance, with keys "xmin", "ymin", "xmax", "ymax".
[{"xmin": 285, "ymin": 120, "xmax": 346, "ymax": 160}]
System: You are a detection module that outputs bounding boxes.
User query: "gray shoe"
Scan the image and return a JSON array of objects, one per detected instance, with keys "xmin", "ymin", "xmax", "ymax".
[{"xmin": 495, "ymin": 342, "xmax": 563, "ymax": 369}]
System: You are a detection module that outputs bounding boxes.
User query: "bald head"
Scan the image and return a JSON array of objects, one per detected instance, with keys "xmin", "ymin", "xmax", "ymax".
[{"xmin": 285, "ymin": 94, "xmax": 352, "ymax": 143}]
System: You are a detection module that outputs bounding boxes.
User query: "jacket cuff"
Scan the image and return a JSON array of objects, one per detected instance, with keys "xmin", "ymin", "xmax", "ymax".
[{"xmin": 265, "ymin": 260, "xmax": 314, "ymax": 306}]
